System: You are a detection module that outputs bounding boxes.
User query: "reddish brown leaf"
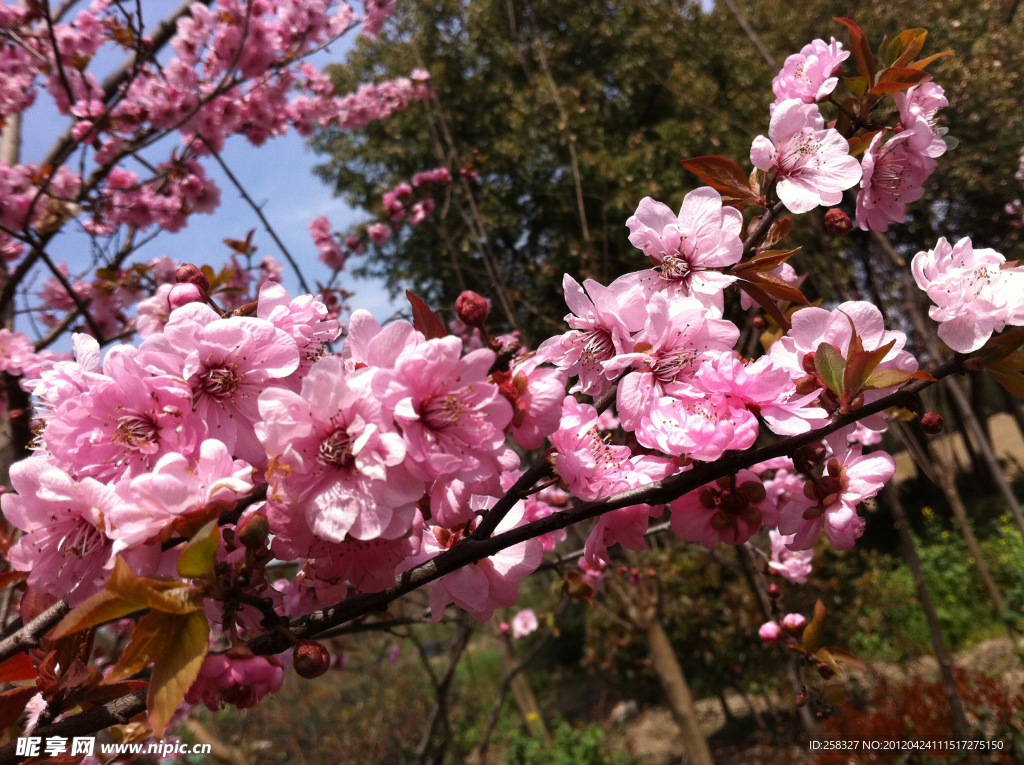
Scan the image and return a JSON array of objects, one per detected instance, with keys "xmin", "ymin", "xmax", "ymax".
[
  {"xmin": 869, "ymin": 80, "xmax": 925, "ymax": 96},
  {"xmin": 735, "ymin": 281, "xmax": 791, "ymax": 332},
  {"xmin": 681, "ymin": 156, "xmax": 756, "ymax": 200},
  {"xmin": 907, "ymin": 50, "xmax": 953, "ymax": 70},
  {"xmin": 0, "ymin": 653, "xmax": 37, "ymax": 683},
  {"xmin": 733, "ymin": 247, "xmax": 801, "ymax": 274},
  {"xmin": 757, "ymin": 217, "xmax": 792, "ymax": 252},
  {"xmin": 973, "ymin": 326, "xmax": 1024, "ymax": 367},
  {"xmin": 742, "ymin": 270, "xmax": 810, "ymax": 305},
  {"xmin": 0, "ymin": 570, "xmax": 26, "ymax": 591},
  {"xmin": 406, "ymin": 290, "xmax": 447, "ymax": 340},
  {"xmin": 886, "ymin": 30, "xmax": 927, "ymax": 70},
  {"xmin": 0, "ymin": 686, "xmax": 39, "ymax": 729},
  {"xmin": 877, "ymin": 67, "xmax": 932, "ymax": 85},
  {"xmin": 842, "ymin": 76, "xmax": 868, "ymax": 98},
  {"xmin": 20, "ymin": 589, "xmax": 59, "ymax": 624},
  {"xmin": 835, "ymin": 18, "xmax": 876, "ymax": 85}
]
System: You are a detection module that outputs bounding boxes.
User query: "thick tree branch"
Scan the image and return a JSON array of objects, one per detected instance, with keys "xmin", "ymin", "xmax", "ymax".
[{"xmin": 0, "ymin": 598, "xmax": 69, "ymax": 664}]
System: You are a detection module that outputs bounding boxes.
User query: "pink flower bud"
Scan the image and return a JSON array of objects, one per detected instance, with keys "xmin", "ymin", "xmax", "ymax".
[
  {"xmin": 759, "ymin": 621, "xmax": 782, "ymax": 644},
  {"xmin": 824, "ymin": 208, "xmax": 853, "ymax": 237},
  {"xmin": 293, "ymin": 640, "xmax": 331, "ymax": 679},
  {"xmin": 455, "ymin": 290, "xmax": 490, "ymax": 328},
  {"xmin": 782, "ymin": 612, "xmax": 808, "ymax": 636},
  {"xmin": 168, "ymin": 283, "xmax": 204, "ymax": 310},
  {"xmin": 921, "ymin": 411, "xmax": 944, "ymax": 434},
  {"xmin": 176, "ymin": 263, "xmax": 210, "ymax": 292}
]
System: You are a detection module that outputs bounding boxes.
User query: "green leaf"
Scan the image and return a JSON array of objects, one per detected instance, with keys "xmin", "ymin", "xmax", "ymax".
[
  {"xmin": 147, "ymin": 610, "xmax": 209, "ymax": 739},
  {"xmin": 886, "ymin": 29, "xmax": 927, "ymax": 70},
  {"xmin": 815, "ymin": 343, "xmax": 846, "ymax": 397},
  {"xmin": 842, "ymin": 76, "xmax": 868, "ymax": 98},
  {"xmin": 681, "ymin": 156, "xmax": 757, "ymax": 200},
  {"xmin": 863, "ymin": 368, "xmax": 914, "ymax": 390},
  {"xmin": 801, "ymin": 599, "xmax": 828, "ymax": 654},
  {"xmin": 406, "ymin": 290, "xmax": 447, "ymax": 340},
  {"xmin": 177, "ymin": 520, "xmax": 220, "ymax": 581},
  {"xmin": 733, "ymin": 247, "xmax": 800, "ymax": 274}
]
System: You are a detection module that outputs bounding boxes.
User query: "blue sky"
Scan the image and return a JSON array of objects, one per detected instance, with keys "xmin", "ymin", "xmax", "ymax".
[{"xmin": 17, "ymin": 2, "xmax": 399, "ymax": 349}]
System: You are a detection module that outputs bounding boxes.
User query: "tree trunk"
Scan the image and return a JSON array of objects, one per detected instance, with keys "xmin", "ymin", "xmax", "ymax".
[
  {"xmin": 495, "ymin": 633, "xmax": 547, "ymax": 738},
  {"xmin": 884, "ymin": 484, "xmax": 982, "ymax": 765},
  {"xmin": 644, "ymin": 618, "xmax": 716, "ymax": 765}
]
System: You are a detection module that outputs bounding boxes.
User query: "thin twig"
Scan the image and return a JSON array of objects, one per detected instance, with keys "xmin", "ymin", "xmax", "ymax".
[{"xmin": 199, "ymin": 136, "xmax": 314, "ymax": 295}]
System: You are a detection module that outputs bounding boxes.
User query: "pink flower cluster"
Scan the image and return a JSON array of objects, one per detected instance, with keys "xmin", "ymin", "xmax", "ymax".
[{"xmin": 911, "ymin": 236, "xmax": 1024, "ymax": 353}]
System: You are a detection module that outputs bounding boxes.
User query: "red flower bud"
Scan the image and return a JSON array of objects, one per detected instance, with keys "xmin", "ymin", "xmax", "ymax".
[
  {"xmin": 455, "ymin": 290, "xmax": 490, "ymax": 328},
  {"xmin": 237, "ymin": 512, "xmax": 270, "ymax": 549},
  {"xmin": 816, "ymin": 662, "xmax": 836, "ymax": 680},
  {"xmin": 824, "ymin": 208, "xmax": 853, "ymax": 237},
  {"xmin": 795, "ymin": 693, "xmax": 808, "ymax": 707},
  {"xmin": 801, "ymin": 352, "xmax": 818, "ymax": 376},
  {"xmin": 799, "ymin": 442, "xmax": 827, "ymax": 466},
  {"xmin": 176, "ymin": 263, "xmax": 210, "ymax": 292},
  {"xmin": 921, "ymin": 411, "xmax": 944, "ymax": 435},
  {"xmin": 767, "ymin": 583, "xmax": 781, "ymax": 598},
  {"xmin": 751, "ymin": 316, "xmax": 766, "ymax": 329},
  {"xmin": 293, "ymin": 640, "xmax": 331, "ymax": 679}
]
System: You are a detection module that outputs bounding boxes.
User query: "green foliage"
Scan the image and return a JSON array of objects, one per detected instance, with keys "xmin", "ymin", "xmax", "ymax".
[
  {"xmin": 843, "ymin": 512, "xmax": 1003, "ymax": 662},
  {"xmin": 499, "ymin": 721, "xmax": 628, "ymax": 765},
  {"xmin": 313, "ymin": 0, "xmax": 1024, "ymax": 343}
]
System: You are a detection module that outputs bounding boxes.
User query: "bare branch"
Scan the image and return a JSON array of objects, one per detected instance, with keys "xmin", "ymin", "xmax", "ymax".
[{"xmin": 199, "ymin": 136, "xmax": 314, "ymax": 296}]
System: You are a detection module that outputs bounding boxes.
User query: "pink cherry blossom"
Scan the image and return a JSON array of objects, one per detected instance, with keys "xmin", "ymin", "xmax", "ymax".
[
  {"xmin": 2, "ymin": 455, "xmax": 122, "ymax": 605},
  {"xmin": 256, "ymin": 282, "xmax": 341, "ymax": 378},
  {"xmin": 43, "ymin": 348, "xmax": 202, "ymax": 482},
  {"xmin": 256, "ymin": 355, "xmax": 422, "ymax": 543},
  {"xmin": 855, "ymin": 124, "xmax": 935, "ymax": 232},
  {"xmin": 690, "ymin": 352, "xmax": 826, "ymax": 436},
  {"xmin": 750, "ymin": 99, "xmax": 862, "ymax": 214},
  {"xmin": 373, "ymin": 336, "xmax": 515, "ymax": 483},
  {"xmin": 137, "ymin": 303, "xmax": 299, "ymax": 462},
  {"xmin": 768, "ymin": 301, "xmax": 918, "ymax": 432},
  {"xmin": 602, "ymin": 292, "xmax": 738, "ymax": 431},
  {"xmin": 635, "ymin": 388, "xmax": 758, "ymax": 462},
  {"xmin": 341, "ymin": 309, "xmax": 422, "ymax": 371},
  {"xmin": 498, "ymin": 354, "xmax": 569, "ymax": 450},
  {"xmin": 768, "ymin": 529, "xmax": 814, "ymax": 583},
  {"xmin": 400, "ymin": 506, "xmax": 543, "ymax": 623},
  {"xmin": 777, "ymin": 446, "xmax": 895, "ymax": 550},
  {"xmin": 185, "ymin": 650, "xmax": 284, "ymax": 711},
  {"xmin": 108, "ymin": 439, "xmax": 254, "ymax": 553},
  {"xmin": 0, "ymin": 329, "xmax": 37, "ymax": 375},
  {"xmin": 911, "ymin": 236, "xmax": 1024, "ymax": 353},
  {"xmin": 670, "ymin": 470, "xmax": 778, "ymax": 548},
  {"xmin": 771, "ymin": 38, "xmax": 849, "ymax": 107},
  {"xmin": 309, "ymin": 215, "xmax": 346, "ymax": 270},
  {"xmin": 537, "ymin": 275, "xmax": 648, "ymax": 397},
  {"xmin": 895, "ymin": 83, "xmax": 948, "ymax": 160},
  {"xmin": 511, "ymin": 608, "xmax": 539, "ymax": 639},
  {"xmin": 622, "ymin": 187, "xmax": 743, "ymax": 309}
]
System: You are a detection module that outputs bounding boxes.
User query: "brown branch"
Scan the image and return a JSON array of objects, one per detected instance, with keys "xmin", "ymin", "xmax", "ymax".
[
  {"xmin": 2, "ymin": 360, "xmax": 965, "ymax": 747},
  {"xmin": 0, "ymin": 598, "xmax": 69, "ymax": 664},
  {"xmin": 247, "ymin": 355, "xmax": 961, "ymax": 657},
  {"xmin": 35, "ymin": 250, "xmax": 105, "ymax": 341}
]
